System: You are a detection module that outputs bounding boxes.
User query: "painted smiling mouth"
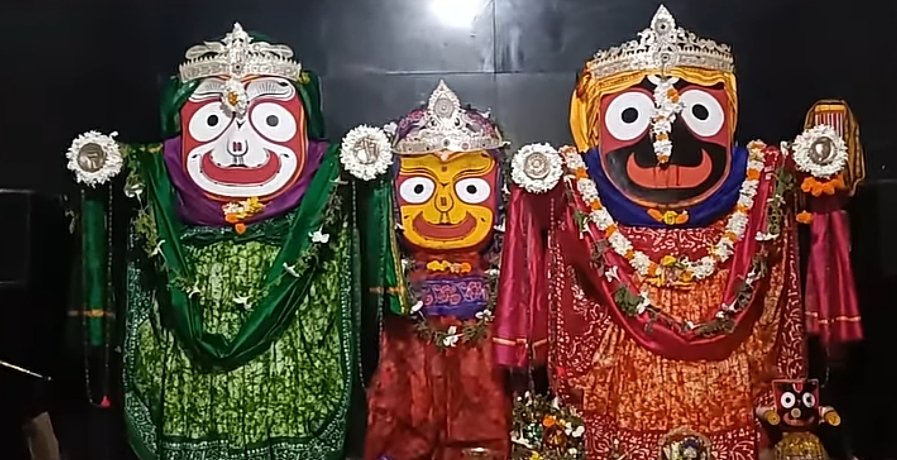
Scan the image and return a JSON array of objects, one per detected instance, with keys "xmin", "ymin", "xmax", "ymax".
[
  {"xmin": 625, "ymin": 149, "xmax": 713, "ymax": 190},
  {"xmin": 412, "ymin": 213, "xmax": 478, "ymax": 240},
  {"xmin": 782, "ymin": 414, "xmax": 815, "ymax": 427},
  {"xmin": 201, "ymin": 151, "xmax": 282, "ymax": 185}
]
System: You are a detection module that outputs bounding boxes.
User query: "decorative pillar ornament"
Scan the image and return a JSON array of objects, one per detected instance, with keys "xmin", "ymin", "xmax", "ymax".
[
  {"xmin": 789, "ymin": 100, "xmax": 864, "ymax": 351},
  {"xmin": 66, "ymin": 23, "xmax": 361, "ymax": 460},
  {"xmin": 493, "ymin": 5, "xmax": 863, "ymax": 460},
  {"xmin": 343, "ymin": 80, "xmax": 511, "ymax": 459},
  {"xmin": 756, "ymin": 379, "xmax": 841, "ymax": 460}
]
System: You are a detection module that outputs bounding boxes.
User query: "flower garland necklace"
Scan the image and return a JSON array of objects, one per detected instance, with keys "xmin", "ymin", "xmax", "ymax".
[
  {"xmin": 408, "ymin": 239, "xmax": 502, "ymax": 350},
  {"xmin": 561, "ymin": 141, "xmax": 767, "ymax": 286}
]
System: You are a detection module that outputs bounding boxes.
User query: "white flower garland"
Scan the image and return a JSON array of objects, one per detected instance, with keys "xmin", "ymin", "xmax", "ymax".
[
  {"xmin": 561, "ymin": 141, "xmax": 767, "ymax": 282},
  {"xmin": 792, "ymin": 124, "xmax": 848, "ymax": 179},
  {"xmin": 65, "ymin": 130, "xmax": 123, "ymax": 187},
  {"xmin": 340, "ymin": 125, "xmax": 393, "ymax": 181},
  {"xmin": 651, "ymin": 77, "xmax": 684, "ymax": 164},
  {"xmin": 510, "ymin": 143, "xmax": 564, "ymax": 194}
]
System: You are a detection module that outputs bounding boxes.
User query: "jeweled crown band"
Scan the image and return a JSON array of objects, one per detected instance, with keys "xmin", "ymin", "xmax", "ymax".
[
  {"xmin": 585, "ymin": 5, "xmax": 734, "ymax": 81},
  {"xmin": 178, "ymin": 22, "xmax": 303, "ymax": 83},
  {"xmin": 392, "ymin": 80, "xmax": 506, "ymax": 155}
]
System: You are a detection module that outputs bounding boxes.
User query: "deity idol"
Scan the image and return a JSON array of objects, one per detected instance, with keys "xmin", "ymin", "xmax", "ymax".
[
  {"xmin": 65, "ymin": 24, "xmax": 360, "ymax": 459},
  {"xmin": 339, "ymin": 81, "xmax": 510, "ymax": 459},
  {"xmin": 495, "ymin": 6, "xmax": 864, "ymax": 459}
]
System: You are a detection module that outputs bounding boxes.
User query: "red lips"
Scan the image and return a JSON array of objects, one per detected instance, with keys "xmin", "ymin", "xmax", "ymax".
[
  {"xmin": 625, "ymin": 149, "xmax": 713, "ymax": 190},
  {"xmin": 200, "ymin": 151, "xmax": 282, "ymax": 185},
  {"xmin": 412, "ymin": 213, "xmax": 478, "ymax": 240}
]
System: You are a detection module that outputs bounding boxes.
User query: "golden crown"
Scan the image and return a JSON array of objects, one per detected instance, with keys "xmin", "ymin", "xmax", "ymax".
[
  {"xmin": 586, "ymin": 5, "xmax": 734, "ymax": 80},
  {"xmin": 178, "ymin": 23, "xmax": 302, "ymax": 83}
]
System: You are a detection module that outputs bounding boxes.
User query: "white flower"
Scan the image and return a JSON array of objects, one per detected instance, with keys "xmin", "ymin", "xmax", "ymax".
[
  {"xmin": 309, "ymin": 228, "xmax": 330, "ymax": 244},
  {"xmin": 577, "ymin": 178, "xmax": 599, "ymax": 202},
  {"xmin": 590, "ymin": 209, "xmax": 614, "ymax": 229},
  {"xmin": 630, "ymin": 252, "xmax": 651, "ymax": 273},
  {"xmin": 493, "ymin": 220, "xmax": 506, "ymax": 233},
  {"xmin": 755, "ymin": 231, "xmax": 779, "ymax": 242},
  {"xmin": 685, "ymin": 320, "xmax": 697, "ymax": 330},
  {"xmin": 283, "ymin": 262, "xmax": 301, "ymax": 278},
  {"xmin": 65, "ymin": 131, "xmax": 123, "ymax": 187},
  {"xmin": 636, "ymin": 291, "xmax": 651, "ymax": 315},
  {"xmin": 485, "ymin": 268, "xmax": 500, "ymax": 277},
  {"xmin": 603, "ymin": 265, "xmax": 619, "ymax": 282},
  {"xmin": 339, "ymin": 125, "xmax": 393, "ymax": 181},
  {"xmin": 150, "ymin": 239, "xmax": 166, "ymax": 258},
  {"xmin": 510, "ymin": 143, "xmax": 564, "ymax": 194},
  {"xmin": 792, "ymin": 124, "xmax": 848, "ymax": 179},
  {"xmin": 187, "ymin": 283, "xmax": 202, "ymax": 299},
  {"xmin": 410, "ymin": 300, "xmax": 424, "ymax": 314},
  {"xmin": 382, "ymin": 121, "xmax": 398, "ymax": 137},
  {"xmin": 233, "ymin": 294, "xmax": 252, "ymax": 310},
  {"xmin": 442, "ymin": 326, "xmax": 461, "ymax": 347},
  {"xmin": 475, "ymin": 309, "xmax": 494, "ymax": 321},
  {"xmin": 221, "ymin": 77, "xmax": 249, "ymax": 116},
  {"xmin": 572, "ymin": 425, "xmax": 585, "ymax": 438}
]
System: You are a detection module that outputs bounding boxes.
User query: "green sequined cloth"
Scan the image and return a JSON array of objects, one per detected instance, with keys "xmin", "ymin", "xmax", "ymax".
[{"xmin": 124, "ymin": 222, "xmax": 355, "ymax": 460}]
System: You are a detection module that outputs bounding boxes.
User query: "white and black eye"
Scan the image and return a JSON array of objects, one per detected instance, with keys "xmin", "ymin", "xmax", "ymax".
[
  {"xmin": 680, "ymin": 89, "xmax": 725, "ymax": 137},
  {"xmin": 802, "ymin": 392, "xmax": 816, "ymax": 408},
  {"xmin": 780, "ymin": 391, "xmax": 797, "ymax": 409},
  {"xmin": 249, "ymin": 102, "xmax": 297, "ymax": 142},
  {"xmin": 187, "ymin": 103, "xmax": 230, "ymax": 142},
  {"xmin": 604, "ymin": 91, "xmax": 654, "ymax": 141},
  {"xmin": 399, "ymin": 177, "xmax": 436, "ymax": 204},
  {"xmin": 455, "ymin": 178, "xmax": 491, "ymax": 204}
]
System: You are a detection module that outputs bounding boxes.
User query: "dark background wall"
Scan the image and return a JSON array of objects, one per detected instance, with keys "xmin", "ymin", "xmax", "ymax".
[{"xmin": 0, "ymin": 0, "xmax": 895, "ymax": 458}]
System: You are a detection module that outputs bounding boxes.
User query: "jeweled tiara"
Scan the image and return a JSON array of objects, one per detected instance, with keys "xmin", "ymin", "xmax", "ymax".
[
  {"xmin": 178, "ymin": 22, "xmax": 302, "ymax": 83},
  {"xmin": 585, "ymin": 5, "xmax": 734, "ymax": 80}
]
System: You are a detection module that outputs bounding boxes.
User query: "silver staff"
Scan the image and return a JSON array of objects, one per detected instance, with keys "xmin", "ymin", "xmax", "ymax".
[{"xmin": 0, "ymin": 358, "xmax": 52, "ymax": 381}]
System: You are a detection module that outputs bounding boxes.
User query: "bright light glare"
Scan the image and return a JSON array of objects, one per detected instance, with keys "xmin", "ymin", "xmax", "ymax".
[{"xmin": 430, "ymin": 0, "xmax": 482, "ymax": 28}]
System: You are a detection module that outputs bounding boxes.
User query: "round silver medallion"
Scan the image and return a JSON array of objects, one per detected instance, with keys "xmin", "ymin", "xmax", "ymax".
[
  {"xmin": 523, "ymin": 151, "xmax": 551, "ymax": 179},
  {"xmin": 809, "ymin": 137, "xmax": 835, "ymax": 165},
  {"xmin": 77, "ymin": 143, "xmax": 107, "ymax": 173},
  {"xmin": 433, "ymin": 96, "xmax": 455, "ymax": 118},
  {"xmin": 353, "ymin": 138, "xmax": 380, "ymax": 165}
]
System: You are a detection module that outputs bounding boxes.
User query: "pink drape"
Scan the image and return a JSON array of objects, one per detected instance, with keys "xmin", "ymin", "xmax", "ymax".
[
  {"xmin": 804, "ymin": 195, "xmax": 863, "ymax": 346},
  {"xmin": 491, "ymin": 185, "xmax": 556, "ymax": 368}
]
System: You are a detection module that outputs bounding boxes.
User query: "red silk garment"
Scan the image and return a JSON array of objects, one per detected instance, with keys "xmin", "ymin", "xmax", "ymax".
[
  {"xmin": 804, "ymin": 195, "xmax": 863, "ymax": 347},
  {"xmin": 549, "ymin": 214, "xmax": 806, "ymax": 460},
  {"xmin": 365, "ymin": 315, "xmax": 509, "ymax": 460}
]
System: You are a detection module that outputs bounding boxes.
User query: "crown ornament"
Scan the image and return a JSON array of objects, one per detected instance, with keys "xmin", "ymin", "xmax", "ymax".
[
  {"xmin": 393, "ymin": 80, "xmax": 506, "ymax": 154},
  {"xmin": 586, "ymin": 5, "xmax": 733, "ymax": 81},
  {"xmin": 178, "ymin": 22, "xmax": 302, "ymax": 83}
]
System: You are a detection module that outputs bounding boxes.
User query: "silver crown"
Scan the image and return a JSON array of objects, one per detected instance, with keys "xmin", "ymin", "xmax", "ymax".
[
  {"xmin": 393, "ymin": 80, "xmax": 506, "ymax": 154},
  {"xmin": 178, "ymin": 23, "xmax": 302, "ymax": 83},
  {"xmin": 586, "ymin": 5, "xmax": 733, "ymax": 81}
]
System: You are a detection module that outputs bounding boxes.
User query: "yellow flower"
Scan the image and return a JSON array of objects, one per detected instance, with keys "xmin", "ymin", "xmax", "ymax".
[
  {"xmin": 662, "ymin": 211, "xmax": 679, "ymax": 225},
  {"xmin": 529, "ymin": 453, "xmax": 543, "ymax": 460},
  {"xmin": 542, "ymin": 415, "xmax": 557, "ymax": 427},
  {"xmin": 660, "ymin": 255, "xmax": 678, "ymax": 267}
]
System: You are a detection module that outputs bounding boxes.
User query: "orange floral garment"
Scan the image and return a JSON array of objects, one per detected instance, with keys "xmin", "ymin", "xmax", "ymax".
[{"xmin": 548, "ymin": 219, "xmax": 806, "ymax": 460}]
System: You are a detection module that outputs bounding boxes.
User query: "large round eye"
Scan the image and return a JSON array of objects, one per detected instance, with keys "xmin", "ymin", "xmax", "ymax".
[
  {"xmin": 455, "ymin": 178, "xmax": 491, "ymax": 204},
  {"xmin": 780, "ymin": 392, "xmax": 796, "ymax": 409},
  {"xmin": 399, "ymin": 177, "xmax": 436, "ymax": 204},
  {"xmin": 187, "ymin": 103, "xmax": 230, "ymax": 142},
  {"xmin": 249, "ymin": 102, "xmax": 297, "ymax": 142},
  {"xmin": 680, "ymin": 89, "xmax": 725, "ymax": 138},
  {"xmin": 802, "ymin": 392, "xmax": 816, "ymax": 408},
  {"xmin": 604, "ymin": 91, "xmax": 653, "ymax": 141}
]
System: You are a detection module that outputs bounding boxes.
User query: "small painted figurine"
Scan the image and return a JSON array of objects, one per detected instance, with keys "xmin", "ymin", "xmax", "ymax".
[{"xmin": 756, "ymin": 379, "xmax": 842, "ymax": 460}]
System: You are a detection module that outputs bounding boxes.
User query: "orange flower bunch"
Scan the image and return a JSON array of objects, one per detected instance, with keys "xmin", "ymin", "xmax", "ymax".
[
  {"xmin": 801, "ymin": 176, "xmax": 844, "ymax": 197},
  {"xmin": 426, "ymin": 260, "xmax": 472, "ymax": 274},
  {"xmin": 222, "ymin": 196, "xmax": 266, "ymax": 235}
]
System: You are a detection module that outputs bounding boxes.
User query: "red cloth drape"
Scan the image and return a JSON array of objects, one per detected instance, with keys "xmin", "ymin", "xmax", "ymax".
[
  {"xmin": 491, "ymin": 185, "xmax": 556, "ymax": 368},
  {"xmin": 804, "ymin": 195, "xmax": 863, "ymax": 346},
  {"xmin": 365, "ymin": 316, "xmax": 509, "ymax": 460}
]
